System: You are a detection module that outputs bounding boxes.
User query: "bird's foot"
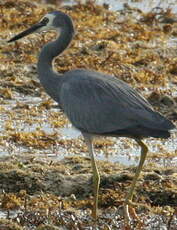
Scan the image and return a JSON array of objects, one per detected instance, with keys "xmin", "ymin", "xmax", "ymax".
[
  {"xmin": 91, "ymin": 204, "xmax": 98, "ymax": 221},
  {"xmin": 91, "ymin": 211, "xmax": 97, "ymax": 221},
  {"xmin": 123, "ymin": 200, "xmax": 143, "ymax": 228}
]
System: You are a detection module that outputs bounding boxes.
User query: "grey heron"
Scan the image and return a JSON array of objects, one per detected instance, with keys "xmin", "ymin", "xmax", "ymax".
[{"xmin": 8, "ymin": 11, "xmax": 175, "ymax": 223}]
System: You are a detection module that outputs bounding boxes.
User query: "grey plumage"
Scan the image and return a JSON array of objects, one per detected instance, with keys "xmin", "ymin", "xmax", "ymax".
[
  {"xmin": 60, "ymin": 68, "xmax": 173, "ymax": 138},
  {"xmin": 8, "ymin": 10, "xmax": 175, "ymax": 222}
]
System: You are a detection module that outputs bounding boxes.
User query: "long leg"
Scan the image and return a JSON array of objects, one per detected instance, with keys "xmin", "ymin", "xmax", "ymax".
[
  {"xmin": 83, "ymin": 133, "xmax": 100, "ymax": 220},
  {"xmin": 124, "ymin": 139, "xmax": 148, "ymax": 222}
]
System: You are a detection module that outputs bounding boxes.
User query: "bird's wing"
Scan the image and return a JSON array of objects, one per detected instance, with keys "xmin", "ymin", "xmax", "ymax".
[{"xmin": 60, "ymin": 71, "xmax": 169, "ymax": 134}]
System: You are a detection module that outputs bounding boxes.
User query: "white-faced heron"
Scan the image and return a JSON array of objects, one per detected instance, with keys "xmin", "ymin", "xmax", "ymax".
[{"xmin": 8, "ymin": 11, "xmax": 175, "ymax": 223}]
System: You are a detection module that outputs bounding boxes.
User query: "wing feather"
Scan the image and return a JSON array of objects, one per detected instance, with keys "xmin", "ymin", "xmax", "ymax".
[{"xmin": 59, "ymin": 70, "xmax": 170, "ymax": 134}]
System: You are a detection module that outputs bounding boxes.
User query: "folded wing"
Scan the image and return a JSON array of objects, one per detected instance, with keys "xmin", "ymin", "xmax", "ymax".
[{"xmin": 60, "ymin": 70, "xmax": 174, "ymax": 135}]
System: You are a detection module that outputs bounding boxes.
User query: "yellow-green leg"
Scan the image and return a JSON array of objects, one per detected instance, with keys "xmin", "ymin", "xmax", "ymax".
[
  {"xmin": 83, "ymin": 133, "xmax": 100, "ymax": 220},
  {"xmin": 124, "ymin": 139, "xmax": 148, "ymax": 223}
]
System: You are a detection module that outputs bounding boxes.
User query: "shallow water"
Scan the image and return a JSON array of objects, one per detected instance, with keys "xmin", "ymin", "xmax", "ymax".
[
  {"xmin": 0, "ymin": 91, "xmax": 176, "ymax": 166},
  {"xmin": 0, "ymin": 107, "xmax": 176, "ymax": 166},
  {"xmin": 0, "ymin": 211, "xmax": 7, "ymax": 219},
  {"xmin": 65, "ymin": 0, "xmax": 177, "ymax": 12},
  {"xmin": 59, "ymin": 126, "xmax": 177, "ymax": 166}
]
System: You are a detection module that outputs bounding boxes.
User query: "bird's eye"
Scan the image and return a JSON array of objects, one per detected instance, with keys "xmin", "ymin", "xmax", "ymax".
[{"xmin": 41, "ymin": 17, "xmax": 49, "ymax": 25}]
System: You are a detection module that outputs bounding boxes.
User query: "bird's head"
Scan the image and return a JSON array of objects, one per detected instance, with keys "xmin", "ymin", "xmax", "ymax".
[{"xmin": 8, "ymin": 11, "xmax": 74, "ymax": 43}]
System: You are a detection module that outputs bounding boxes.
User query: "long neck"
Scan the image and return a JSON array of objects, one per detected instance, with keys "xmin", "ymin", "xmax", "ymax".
[{"xmin": 37, "ymin": 26, "xmax": 74, "ymax": 102}]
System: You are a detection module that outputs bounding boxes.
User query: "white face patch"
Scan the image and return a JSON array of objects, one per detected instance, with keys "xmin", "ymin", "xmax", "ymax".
[
  {"xmin": 38, "ymin": 13, "xmax": 56, "ymax": 32},
  {"xmin": 44, "ymin": 13, "xmax": 56, "ymax": 27}
]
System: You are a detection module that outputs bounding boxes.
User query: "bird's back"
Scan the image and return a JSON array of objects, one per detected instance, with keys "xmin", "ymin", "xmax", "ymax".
[{"xmin": 60, "ymin": 69, "xmax": 175, "ymax": 138}]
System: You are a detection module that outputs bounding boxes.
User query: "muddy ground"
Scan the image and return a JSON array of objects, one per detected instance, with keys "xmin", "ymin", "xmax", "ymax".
[{"xmin": 0, "ymin": 0, "xmax": 177, "ymax": 229}]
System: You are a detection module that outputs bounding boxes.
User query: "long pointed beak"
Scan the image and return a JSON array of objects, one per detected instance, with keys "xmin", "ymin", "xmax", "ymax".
[{"xmin": 8, "ymin": 22, "xmax": 45, "ymax": 43}]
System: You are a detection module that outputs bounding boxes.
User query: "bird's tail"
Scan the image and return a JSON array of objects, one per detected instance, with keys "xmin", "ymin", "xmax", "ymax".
[{"xmin": 139, "ymin": 111, "xmax": 175, "ymax": 138}]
